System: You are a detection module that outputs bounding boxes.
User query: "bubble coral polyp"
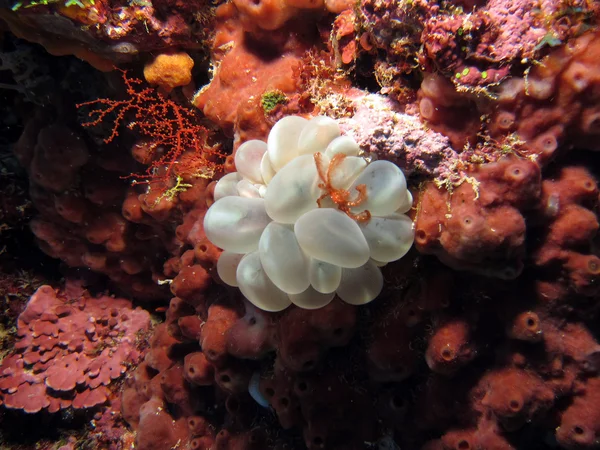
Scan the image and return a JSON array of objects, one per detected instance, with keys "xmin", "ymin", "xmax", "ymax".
[{"xmin": 204, "ymin": 115, "xmax": 414, "ymax": 311}]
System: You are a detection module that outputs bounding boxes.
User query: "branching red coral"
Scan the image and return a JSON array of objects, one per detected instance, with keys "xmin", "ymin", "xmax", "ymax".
[{"xmin": 77, "ymin": 70, "xmax": 226, "ymax": 185}]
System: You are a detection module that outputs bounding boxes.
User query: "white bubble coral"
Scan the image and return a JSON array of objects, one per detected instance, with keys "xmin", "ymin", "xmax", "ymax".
[{"xmin": 204, "ymin": 115, "xmax": 414, "ymax": 312}]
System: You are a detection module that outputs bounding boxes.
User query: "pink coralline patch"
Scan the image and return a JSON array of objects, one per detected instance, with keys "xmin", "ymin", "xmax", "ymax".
[
  {"xmin": 422, "ymin": 13, "xmax": 489, "ymax": 74},
  {"xmin": 0, "ymin": 282, "xmax": 151, "ymax": 414},
  {"xmin": 363, "ymin": 0, "xmax": 598, "ymax": 92},
  {"xmin": 483, "ymin": 0, "xmax": 548, "ymax": 62},
  {"xmin": 2, "ymin": 382, "xmax": 49, "ymax": 413},
  {"xmin": 422, "ymin": 0, "xmax": 551, "ymax": 75},
  {"xmin": 337, "ymin": 92, "xmax": 459, "ymax": 178},
  {"xmin": 360, "ymin": 0, "xmax": 435, "ymax": 68}
]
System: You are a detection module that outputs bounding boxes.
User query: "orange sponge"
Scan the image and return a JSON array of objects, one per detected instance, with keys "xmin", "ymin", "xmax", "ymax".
[{"xmin": 143, "ymin": 52, "xmax": 194, "ymax": 92}]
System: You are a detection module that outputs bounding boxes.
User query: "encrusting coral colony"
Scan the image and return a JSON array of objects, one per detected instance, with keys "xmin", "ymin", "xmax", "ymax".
[{"xmin": 0, "ymin": 0, "xmax": 600, "ymax": 448}]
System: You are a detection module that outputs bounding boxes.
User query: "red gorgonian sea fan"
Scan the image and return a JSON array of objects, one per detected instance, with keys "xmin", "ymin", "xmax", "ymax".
[{"xmin": 76, "ymin": 70, "xmax": 226, "ymax": 186}]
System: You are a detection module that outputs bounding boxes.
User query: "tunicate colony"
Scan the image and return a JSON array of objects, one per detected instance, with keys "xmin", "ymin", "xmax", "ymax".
[{"xmin": 204, "ymin": 115, "xmax": 414, "ymax": 311}]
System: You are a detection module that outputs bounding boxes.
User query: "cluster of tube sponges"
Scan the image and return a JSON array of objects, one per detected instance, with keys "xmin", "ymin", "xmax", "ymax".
[{"xmin": 204, "ymin": 115, "xmax": 414, "ymax": 311}]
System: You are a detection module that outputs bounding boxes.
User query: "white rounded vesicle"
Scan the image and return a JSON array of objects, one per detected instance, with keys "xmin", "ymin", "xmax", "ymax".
[
  {"xmin": 288, "ymin": 286, "xmax": 335, "ymax": 309},
  {"xmin": 267, "ymin": 115, "xmax": 308, "ymax": 171},
  {"xmin": 264, "ymin": 154, "xmax": 321, "ymax": 224},
  {"xmin": 396, "ymin": 190, "xmax": 414, "ymax": 214},
  {"xmin": 236, "ymin": 252, "xmax": 291, "ymax": 312},
  {"xmin": 336, "ymin": 260, "xmax": 383, "ymax": 305},
  {"xmin": 214, "ymin": 172, "xmax": 240, "ymax": 200},
  {"xmin": 235, "ymin": 140, "xmax": 267, "ymax": 184},
  {"xmin": 260, "ymin": 152, "xmax": 276, "ymax": 184},
  {"xmin": 236, "ymin": 179, "xmax": 261, "ymax": 198},
  {"xmin": 324, "ymin": 135, "xmax": 360, "ymax": 158},
  {"xmin": 350, "ymin": 160, "xmax": 407, "ymax": 216},
  {"xmin": 295, "ymin": 208, "xmax": 370, "ymax": 268},
  {"xmin": 217, "ymin": 251, "xmax": 244, "ymax": 286},
  {"xmin": 204, "ymin": 196, "xmax": 272, "ymax": 253},
  {"xmin": 328, "ymin": 156, "xmax": 367, "ymax": 190},
  {"xmin": 359, "ymin": 214, "xmax": 414, "ymax": 262},
  {"xmin": 308, "ymin": 258, "xmax": 342, "ymax": 294},
  {"xmin": 297, "ymin": 116, "xmax": 341, "ymax": 155},
  {"xmin": 259, "ymin": 222, "xmax": 310, "ymax": 294}
]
